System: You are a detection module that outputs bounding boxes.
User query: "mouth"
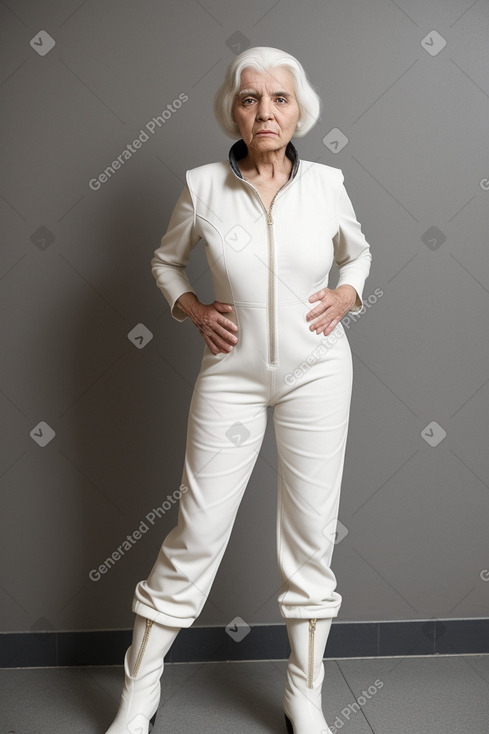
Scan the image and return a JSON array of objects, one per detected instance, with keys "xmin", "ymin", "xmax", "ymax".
[{"xmin": 256, "ymin": 130, "xmax": 277, "ymax": 135}]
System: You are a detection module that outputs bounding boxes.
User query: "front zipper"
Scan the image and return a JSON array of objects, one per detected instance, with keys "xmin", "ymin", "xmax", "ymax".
[
  {"xmin": 230, "ymin": 150, "xmax": 299, "ymax": 368},
  {"xmin": 307, "ymin": 618, "xmax": 317, "ymax": 689},
  {"xmin": 265, "ymin": 201, "xmax": 278, "ymax": 367},
  {"xmin": 241, "ymin": 183, "xmax": 280, "ymax": 367},
  {"xmin": 132, "ymin": 618, "xmax": 154, "ymax": 677}
]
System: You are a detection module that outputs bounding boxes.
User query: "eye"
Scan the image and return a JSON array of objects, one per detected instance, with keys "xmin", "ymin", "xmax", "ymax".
[
  {"xmin": 275, "ymin": 97, "xmax": 288, "ymax": 104},
  {"xmin": 242, "ymin": 97, "xmax": 255, "ymax": 106}
]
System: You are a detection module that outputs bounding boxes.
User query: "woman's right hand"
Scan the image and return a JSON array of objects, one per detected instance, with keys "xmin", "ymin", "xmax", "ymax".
[{"xmin": 175, "ymin": 292, "xmax": 238, "ymax": 354}]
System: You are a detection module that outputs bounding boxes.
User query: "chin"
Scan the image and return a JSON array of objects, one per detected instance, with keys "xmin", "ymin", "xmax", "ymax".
[{"xmin": 253, "ymin": 136, "xmax": 282, "ymax": 147}]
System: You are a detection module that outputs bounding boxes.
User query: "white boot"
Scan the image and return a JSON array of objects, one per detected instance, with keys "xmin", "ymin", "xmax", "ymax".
[
  {"xmin": 283, "ymin": 618, "xmax": 333, "ymax": 734},
  {"xmin": 105, "ymin": 615, "xmax": 180, "ymax": 734}
]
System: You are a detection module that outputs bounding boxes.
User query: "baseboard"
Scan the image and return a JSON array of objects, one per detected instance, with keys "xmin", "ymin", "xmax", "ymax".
[{"xmin": 1, "ymin": 618, "xmax": 488, "ymax": 668}]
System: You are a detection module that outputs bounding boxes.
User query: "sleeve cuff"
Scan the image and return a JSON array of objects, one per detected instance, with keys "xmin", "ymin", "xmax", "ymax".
[
  {"xmin": 336, "ymin": 275, "xmax": 365, "ymax": 314},
  {"xmin": 170, "ymin": 288, "xmax": 197, "ymax": 322}
]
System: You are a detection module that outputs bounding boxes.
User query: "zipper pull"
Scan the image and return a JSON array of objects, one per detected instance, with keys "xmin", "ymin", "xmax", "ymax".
[{"xmin": 267, "ymin": 209, "xmax": 273, "ymax": 226}]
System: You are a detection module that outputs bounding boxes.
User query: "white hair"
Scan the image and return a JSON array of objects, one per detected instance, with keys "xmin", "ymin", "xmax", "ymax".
[{"xmin": 214, "ymin": 46, "xmax": 322, "ymax": 139}]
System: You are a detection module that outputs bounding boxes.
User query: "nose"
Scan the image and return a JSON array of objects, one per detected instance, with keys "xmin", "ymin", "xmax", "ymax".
[{"xmin": 256, "ymin": 95, "xmax": 273, "ymax": 120}]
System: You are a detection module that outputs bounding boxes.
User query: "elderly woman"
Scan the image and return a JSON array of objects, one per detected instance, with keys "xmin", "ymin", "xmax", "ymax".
[{"xmin": 105, "ymin": 47, "xmax": 371, "ymax": 734}]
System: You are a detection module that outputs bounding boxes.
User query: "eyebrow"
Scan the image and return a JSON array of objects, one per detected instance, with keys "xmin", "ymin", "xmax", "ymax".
[{"xmin": 237, "ymin": 88, "xmax": 292, "ymax": 98}]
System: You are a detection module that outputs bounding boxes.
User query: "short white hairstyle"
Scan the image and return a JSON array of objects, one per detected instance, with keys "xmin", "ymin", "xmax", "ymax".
[{"xmin": 214, "ymin": 46, "xmax": 322, "ymax": 139}]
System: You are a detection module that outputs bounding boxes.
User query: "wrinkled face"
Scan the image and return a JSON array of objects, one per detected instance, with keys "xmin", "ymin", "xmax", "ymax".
[{"xmin": 232, "ymin": 67, "xmax": 301, "ymax": 154}]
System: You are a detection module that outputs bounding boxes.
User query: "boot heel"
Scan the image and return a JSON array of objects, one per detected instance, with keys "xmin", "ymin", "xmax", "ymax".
[{"xmin": 284, "ymin": 713, "xmax": 294, "ymax": 733}]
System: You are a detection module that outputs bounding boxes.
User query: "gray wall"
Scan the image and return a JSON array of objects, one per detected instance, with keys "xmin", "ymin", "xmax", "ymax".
[{"xmin": 1, "ymin": 0, "xmax": 488, "ymax": 635}]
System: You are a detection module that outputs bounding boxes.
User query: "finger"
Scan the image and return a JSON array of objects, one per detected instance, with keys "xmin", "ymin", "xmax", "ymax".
[
  {"xmin": 306, "ymin": 294, "xmax": 337, "ymax": 321},
  {"xmin": 309, "ymin": 311, "xmax": 340, "ymax": 332},
  {"xmin": 206, "ymin": 331, "xmax": 235, "ymax": 353},
  {"xmin": 217, "ymin": 316, "xmax": 238, "ymax": 332},
  {"xmin": 306, "ymin": 299, "xmax": 334, "ymax": 322},
  {"xmin": 204, "ymin": 336, "xmax": 228, "ymax": 355},
  {"xmin": 308, "ymin": 288, "xmax": 329, "ymax": 303},
  {"xmin": 202, "ymin": 318, "xmax": 238, "ymax": 345},
  {"xmin": 201, "ymin": 322, "xmax": 232, "ymax": 342},
  {"xmin": 306, "ymin": 304, "xmax": 325, "ymax": 321},
  {"xmin": 215, "ymin": 324, "xmax": 239, "ymax": 343},
  {"xmin": 213, "ymin": 302, "xmax": 238, "ymax": 331},
  {"xmin": 209, "ymin": 316, "xmax": 238, "ymax": 341},
  {"xmin": 196, "ymin": 306, "xmax": 236, "ymax": 335},
  {"xmin": 213, "ymin": 301, "xmax": 233, "ymax": 312},
  {"xmin": 308, "ymin": 289, "xmax": 322, "ymax": 303},
  {"xmin": 201, "ymin": 327, "xmax": 230, "ymax": 353},
  {"xmin": 318, "ymin": 318, "xmax": 341, "ymax": 337}
]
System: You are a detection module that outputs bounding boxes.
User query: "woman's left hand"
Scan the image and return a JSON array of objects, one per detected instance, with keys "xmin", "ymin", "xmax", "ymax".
[{"xmin": 306, "ymin": 284, "xmax": 359, "ymax": 337}]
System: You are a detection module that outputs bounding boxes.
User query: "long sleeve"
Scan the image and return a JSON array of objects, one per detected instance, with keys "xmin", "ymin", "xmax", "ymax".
[
  {"xmin": 151, "ymin": 184, "xmax": 201, "ymax": 321},
  {"xmin": 333, "ymin": 176, "xmax": 372, "ymax": 313}
]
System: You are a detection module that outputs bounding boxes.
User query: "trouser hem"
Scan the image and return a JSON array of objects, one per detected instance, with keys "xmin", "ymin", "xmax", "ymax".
[
  {"xmin": 279, "ymin": 602, "xmax": 341, "ymax": 620},
  {"xmin": 132, "ymin": 599, "xmax": 194, "ymax": 628}
]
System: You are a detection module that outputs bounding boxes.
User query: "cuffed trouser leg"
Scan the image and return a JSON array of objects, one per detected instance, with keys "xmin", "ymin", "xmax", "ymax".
[
  {"xmin": 133, "ymin": 377, "xmax": 268, "ymax": 627},
  {"xmin": 134, "ymin": 325, "xmax": 352, "ymax": 627},
  {"xmin": 274, "ymin": 341, "xmax": 353, "ymax": 620}
]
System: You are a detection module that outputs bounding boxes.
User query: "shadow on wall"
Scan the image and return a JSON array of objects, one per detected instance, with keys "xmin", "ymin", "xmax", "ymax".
[{"xmin": 56, "ymin": 176, "xmax": 203, "ymax": 633}]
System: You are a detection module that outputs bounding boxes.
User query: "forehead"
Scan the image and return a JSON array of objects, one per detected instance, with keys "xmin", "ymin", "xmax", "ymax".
[{"xmin": 238, "ymin": 66, "xmax": 295, "ymax": 92}]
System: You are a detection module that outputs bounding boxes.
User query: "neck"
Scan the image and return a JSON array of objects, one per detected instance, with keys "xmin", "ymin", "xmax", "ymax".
[{"xmin": 240, "ymin": 143, "xmax": 291, "ymax": 179}]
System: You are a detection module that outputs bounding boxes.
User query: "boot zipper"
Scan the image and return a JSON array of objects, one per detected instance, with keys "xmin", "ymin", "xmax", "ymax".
[
  {"xmin": 132, "ymin": 618, "xmax": 154, "ymax": 677},
  {"xmin": 307, "ymin": 618, "xmax": 317, "ymax": 689}
]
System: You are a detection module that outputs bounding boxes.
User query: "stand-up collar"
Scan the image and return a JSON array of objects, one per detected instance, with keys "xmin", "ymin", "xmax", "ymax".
[{"xmin": 229, "ymin": 138, "xmax": 300, "ymax": 180}]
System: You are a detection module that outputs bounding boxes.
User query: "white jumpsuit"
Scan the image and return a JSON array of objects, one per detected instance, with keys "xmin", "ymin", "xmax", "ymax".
[{"xmin": 133, "ymin": 140, "xmax": 372, "ymax": 628}]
